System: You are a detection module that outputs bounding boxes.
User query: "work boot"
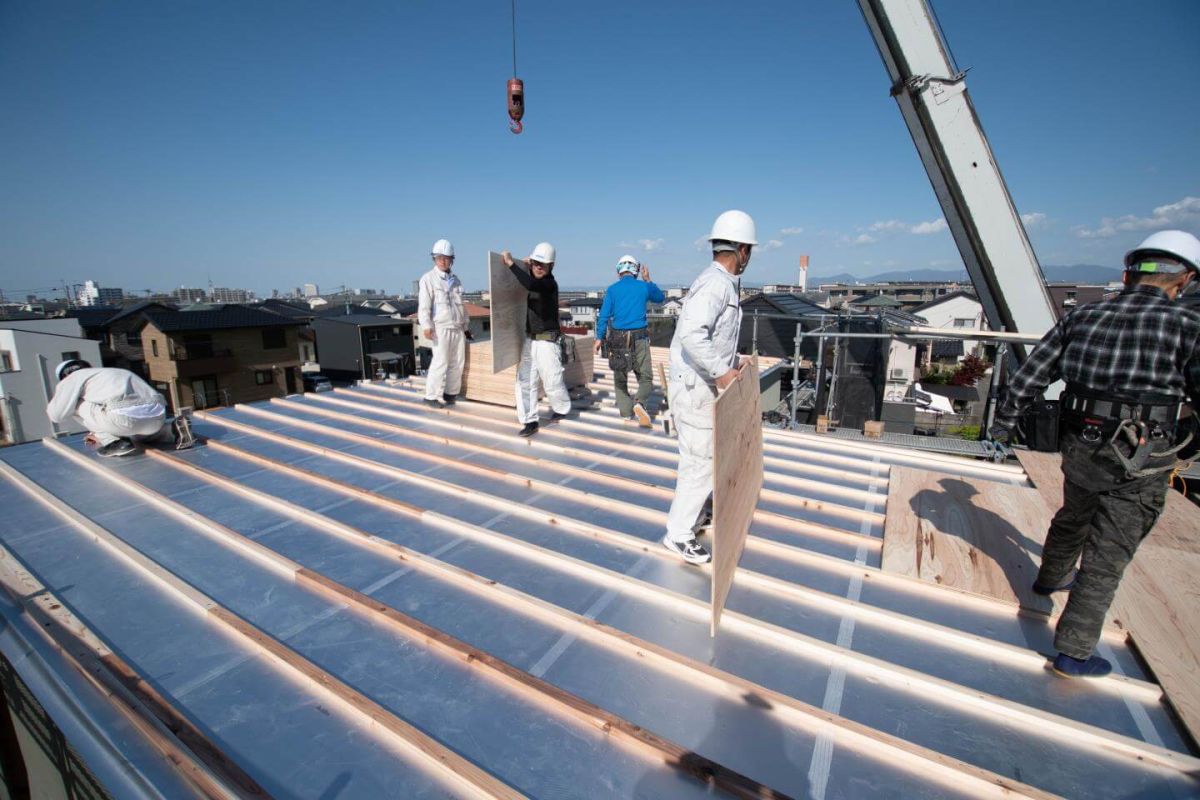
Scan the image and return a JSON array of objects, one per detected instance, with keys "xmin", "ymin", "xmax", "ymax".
[
  {"xmin": 632, "ymin": 402, "xmax": 652, "ymax": 428},
  {"xmin": 661, "ymin": 535, "xmax": 711, "ymax": 565},
  {"xmin": 1032, "ymin": 571, "xmax": 1077, "ymax": 596},
  {"xmin": 1051, "ymin": 652, "xmax": 1112, "ymax": 679},
  {"xmin": 442, "ymin": 393, "xmax": 457, "ymax": 405},
  {"xmin": 518, "ymin": 422, "xmax": 539, "ymax": 437},
  {"xmin": 96, "ymin": 439, "xmax": 137, "ymax": 458},
  {"xmin": 423, "ymin": 398, "xmax": 443, "ymax": 408}
]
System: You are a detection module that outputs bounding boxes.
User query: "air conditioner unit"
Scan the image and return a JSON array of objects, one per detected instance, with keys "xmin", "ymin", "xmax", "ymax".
[{"xmin": 890, "ymin": 368, "xmax": 906, "ymax": 380}]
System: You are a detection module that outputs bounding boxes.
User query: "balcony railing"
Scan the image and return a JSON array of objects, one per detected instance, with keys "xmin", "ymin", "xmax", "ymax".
[{"xmin": 173, "ymin": 347, "xmax": 234, "ymax": 361}]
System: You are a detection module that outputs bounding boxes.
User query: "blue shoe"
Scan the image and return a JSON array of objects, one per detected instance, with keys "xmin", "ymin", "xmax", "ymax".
[
  {"xmin": 1032, "ymin": 571, "xmax": 1077, "ymax": 596},
  {"xmin": 1051, "ymin": 652, "xmax": 1112, "ymax": 679}
]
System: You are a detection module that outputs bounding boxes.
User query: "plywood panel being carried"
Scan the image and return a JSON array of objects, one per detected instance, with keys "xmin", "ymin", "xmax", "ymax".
[
  {"xmin": 1016, "ymin": 447, "xmax": 1200, "ymax": 743},
  {"xmin": 711, "ymin": 357, "xmax": 763, "ymax": 636},
  {"xmin": 488, "ymin": 251, "xmax": 528, "ymax": 374},
  {"xmin": 460, "ymin": 336, "xmax": 594, "ymax": 407},
  {"xmin": 881, "ymin": 466, "xmax": 1060, "ymax": 614}
]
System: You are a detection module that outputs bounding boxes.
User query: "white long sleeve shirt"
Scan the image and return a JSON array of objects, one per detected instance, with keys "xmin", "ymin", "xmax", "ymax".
[
  {"xmin": 417, "ymin": 267, "xmax": 467, "ymax": 330},
  {"xmin": 46, "ymin": 368, "xmax": 166, "ymax": 424},
  {"xmin": 668, "ymin": 262, "xmax": 743, "ymax": 388}
]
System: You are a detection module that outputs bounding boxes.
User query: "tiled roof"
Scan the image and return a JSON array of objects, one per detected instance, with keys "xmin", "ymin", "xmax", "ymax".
[{"xmin": 140, "ymin": 306, "xmax": 305, "ymax": 332}]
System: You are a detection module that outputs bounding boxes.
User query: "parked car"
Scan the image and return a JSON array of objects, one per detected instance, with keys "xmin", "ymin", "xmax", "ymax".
[{"xmin": 302, "ymin": 373, "xmax": 333, "ymax": 393}]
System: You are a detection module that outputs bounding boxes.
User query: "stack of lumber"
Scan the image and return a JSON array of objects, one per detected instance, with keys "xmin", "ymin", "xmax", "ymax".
[{"xmin": 460, "ymin": 335, "xmax": 594, "ymax": 407}]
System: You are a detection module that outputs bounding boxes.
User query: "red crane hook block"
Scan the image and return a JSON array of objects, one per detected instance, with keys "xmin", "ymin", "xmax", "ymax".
[{"xmin": 507, "ymin": 78, "xmax": 524, "ymax": 134}]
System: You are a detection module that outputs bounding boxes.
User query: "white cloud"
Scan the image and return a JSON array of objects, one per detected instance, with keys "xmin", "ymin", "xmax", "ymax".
[
  {"xmin": 852, "ymin": 233, "xmax": 877, "ymax": 246},
  {"xmin": 761, "ymin": 239, "xmax": 784, "ymax": 251},
  {"xmin": 780, "ymin": 226, "xmax": 805, "ymax": 236},
  {"xmin": 867, "ymin": 220, "xmax": 907, "ymax": 233},
  {"xmin": 692, "ymin": 236, "xmax": 709, "ymax": 251},
  {"xmin": 910, "ymin": 217, "xmax": 948, "ymax": 235},
  {"xmin": 1074, "ymin": 196, "xmax": 1200, "ymax": 239},
  {"xmin": 1021, "ymin": 212, "xmax": 1047, "ymax": 228},
  {"xmin": 620, "ymin": 238, "xmax": 665, "ymax": 252}
]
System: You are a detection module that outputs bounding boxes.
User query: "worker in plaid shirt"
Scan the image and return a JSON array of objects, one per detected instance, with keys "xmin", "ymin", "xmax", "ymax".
[{"xmin": 991, "ymin": 230, "xmax": 1200, "ymax": 679}]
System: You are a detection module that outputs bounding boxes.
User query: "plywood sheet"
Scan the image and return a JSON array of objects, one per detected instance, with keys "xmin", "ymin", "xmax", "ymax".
[
  {"xmin": 881, "ymin": 466, "xmax": 1059, "ymax": 614},
  {"xmin": 711, "ymin": 358, "xmax": 763, "ymax": 635},
  {"xmin": 1016, "ymin": 448, "xmax": 1200, "ymax": 742},
  {"xmin": 488, "ymin": 251, "xmax": 528, "ymax": 374},
  {"xmin": 460, "ymin": 336, "xmax": 594, "ymax": 408}
]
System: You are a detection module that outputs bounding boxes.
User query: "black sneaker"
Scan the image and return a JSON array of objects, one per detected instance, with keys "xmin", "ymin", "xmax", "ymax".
[
  {"xmin": 518, "ymin": 422, "xmax": 540, "ymax": 437},
  {"xmin": 661, "ymin": 535, "xmax": 711, "ymax": 564},
  {"xmin": 1032, "ymin": 571, "xmax": 1077, "ymax": 596},
  {"xmin": 423, "ymin": 398, "xmax": 444, "ymax": 408},
  {"xmin": 549, "ymin": 412, "xmax": 569, "ymax": 422},
  {"xmin": 96, "ymin": 439, "xmax": 137, "ymax": 458},
  {"xmin": 442, "ymin": 393, "xmax": 458, "ymax": 405}
]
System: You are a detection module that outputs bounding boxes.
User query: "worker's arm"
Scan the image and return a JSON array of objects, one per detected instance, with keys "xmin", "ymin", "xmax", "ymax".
[
  {"xmin": 595, "ymin": 289, "xmax": 614, "ymax": 341},
  {"xmin": 675, "ymin": 284, "xmax": 730, "ymax": 384},
  {"xmin": 644, "ymin": 280, "xmax": 665, "ymax": 305},
  {"xmin": 994, "ymin": 317, "xmax": 1068, "ymax": 429},
  {"xmin": 45, "ymin": 375, "xmax": 83, "ymax": 423},
  {"xmin": 417, "ymin": 273, "xmax": 434, "ymax": 332}
]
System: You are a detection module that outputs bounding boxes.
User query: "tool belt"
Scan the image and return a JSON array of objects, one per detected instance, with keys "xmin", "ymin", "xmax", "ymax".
[
  {"xmin": 1060, "ymin": 383, "xmax": 1189, "ymax": 478},
  {"xmin": 604, "ymin": 327, "xmax": 648, "ymax": 373},
  {"xmin": 532, "ymin": 330, "xmax": 562, "ymax": 342}
]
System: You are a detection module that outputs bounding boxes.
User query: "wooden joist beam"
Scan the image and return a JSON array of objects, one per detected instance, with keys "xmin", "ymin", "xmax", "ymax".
[
  {"xmin": 28, "ymin": 441, "xmax": 527, "ymax": 800},
  {"xmin": 179, "ymin": 428, "xmax": 1190, "ymax": 775}
]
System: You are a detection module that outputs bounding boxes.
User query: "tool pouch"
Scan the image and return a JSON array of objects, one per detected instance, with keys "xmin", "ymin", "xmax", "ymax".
[
  {"xmin": 1020, "ymin": 400, "xmax": 1060, "ymax": 452},
  {"xmin": 558, "ymin": 335, "xmax": 576, "ymax": 367}
]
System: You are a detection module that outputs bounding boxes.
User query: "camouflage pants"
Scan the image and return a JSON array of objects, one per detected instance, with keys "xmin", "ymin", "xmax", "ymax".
[{"xmin": 1040, "ymin": 428, "xmax": 1173, "ymax": 659}]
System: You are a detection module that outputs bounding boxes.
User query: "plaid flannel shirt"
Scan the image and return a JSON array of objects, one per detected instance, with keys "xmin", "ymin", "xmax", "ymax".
[{"xmin": 996, "ymin": 284, "xmax": 1200, "ymax": 427}]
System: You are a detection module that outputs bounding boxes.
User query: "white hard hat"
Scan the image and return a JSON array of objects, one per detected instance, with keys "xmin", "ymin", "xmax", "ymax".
[
  {"xmin": 1124, "ymin": 230, "xmax": 1200, "ymax": 274},
  {"xmin": 528, "ymin": 242, "xmax": 556, "ymax": 264},
  {"xmin": 707, "ymin": 209, "xmax": 757, "ymax": 247},
  {"xmin": 617, "ymin": 254, "xmax": 640, "ymax": 274},
  {"xmin": 55, "ymin": 358, "xmax": 91, "ymax": 381},
  {"xmin": 431, "ymin": 239, "xmax": 455, "ymax": 258}
]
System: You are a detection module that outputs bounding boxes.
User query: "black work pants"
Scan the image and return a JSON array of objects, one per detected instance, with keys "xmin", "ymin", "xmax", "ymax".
[{"xmin": 1039, "ymin": 429, "xmax": 1173, "ymax": 659}]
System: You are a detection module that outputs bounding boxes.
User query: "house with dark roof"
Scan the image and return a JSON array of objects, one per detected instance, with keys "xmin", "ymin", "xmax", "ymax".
[
  {"xmin": 309, "ymin": 313, "xmax": 416, "ymax": 382},
  {"xmin": 136, "ymin": 306, "xmax": 307, "ymax": 410},
  {"xmin": 738, "ymin": 293, "xmax": 830, "ymax": 359}
]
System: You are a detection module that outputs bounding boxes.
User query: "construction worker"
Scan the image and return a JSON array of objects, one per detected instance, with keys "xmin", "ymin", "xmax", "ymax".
[
  {"xmin": 662, "ymin": 210, "xmax": 756, "ymax": 564},
  {"xmin": 595, "ymin": 255, "xmax": 665, "ymax": 427},
  {"xmin": 502, "ymin": 243, "xmax": 571, "ymax": 436},
  {"xmin": 46, "ymin": 360, "xmax": 170, "ymax": 457},
  {"xmin": 418, "ymin": 238, "xmax": 470, "ymax": 407},
  {"xmin": 991, "ymin": 229, "xmax": 1200, "ymax": 679}
]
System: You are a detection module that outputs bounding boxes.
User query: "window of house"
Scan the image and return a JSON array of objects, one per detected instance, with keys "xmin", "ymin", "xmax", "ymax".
[
  {"xmin": 367, "ymin": 329, "xmax": 384, "ymax": 342},
  {"xmin": 482, "ymin": 320, "xmax": 491, "ymax": 332},
  {"xmin": 0, "ymin": 351, "xmax": 12, "ymax": 372},
  {"xmin": 392, "ymin": 327, "xmax": 400, "ymax": 334},
  {"xmin": 60, "ymin": 351, "xmax": 80, "ymax": 362},
  {"xmin": 953, "ymin": 318, "xmax": 975, "ymax": 328},
  {"xmin": 151, "ymin": 339, "xmax": 159, "ymax": 357},
  {"xmin": 255, "ymin": 370, "xmax": 274, "ymax": 385},
  {"xmin": 262, "ymin": 328, "xmax": 286, "ymax": 349},
  {"xmin": 126, "ymin": 330, "xmax": 141, "ymax": 346},
  {"xmin": 190, "ymin": 376, "xmax": 219, "ymax": 409},
  {"xmin": 1066, "ymin": 291, "xmax": 1077, "ymax": 300},
  {"xmin": 183, "ymin": 335, "xmax": 213, "ymax": 359}
]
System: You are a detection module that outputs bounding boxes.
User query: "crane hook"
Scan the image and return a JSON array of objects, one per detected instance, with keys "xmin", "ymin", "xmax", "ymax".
[{"xmin": 507, "ymin": 77, "xmax": 525, "ymax": 135}]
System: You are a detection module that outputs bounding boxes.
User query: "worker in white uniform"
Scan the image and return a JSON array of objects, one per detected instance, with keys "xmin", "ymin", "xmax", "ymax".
[
  {"xmin": 662, "ymin": 210, "xmax": 756, "ymax": 563},
  {"xmin": 418, "ymin": 238, "xmax": 470, "ymax": 407},
  {"xmin": 501, "ymin": 243, "xmax": 572, "ymax": 437},
  {"xmin": 46, "ymin": 359, "xmax": 170, "ymax": 458}
]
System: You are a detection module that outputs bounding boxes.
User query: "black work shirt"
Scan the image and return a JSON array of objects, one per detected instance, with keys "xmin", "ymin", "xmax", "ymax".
[
  {"xmin": 997, "ymin": 284, "xmax": 1200, "ymax": 426},
  {"xmin": 509, "ymin": 263, "xmax": 561, "ymax": 336}
]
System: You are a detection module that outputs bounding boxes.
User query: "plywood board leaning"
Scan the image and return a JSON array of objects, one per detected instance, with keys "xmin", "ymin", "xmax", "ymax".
[
  {"xmin": 488, "ymin": 251, "xmax": 528, "ymax": 373},
  {"xmin": 711, "ymin": 357, "xmax": 763, "ymax": 636},
  {"xmin": 1016, "ymin": 447, "xmax": 1200, "ymax": 744},
  {"xmin": 881, "ymin": 466, "xmax": 1061, "ymax": 614}
]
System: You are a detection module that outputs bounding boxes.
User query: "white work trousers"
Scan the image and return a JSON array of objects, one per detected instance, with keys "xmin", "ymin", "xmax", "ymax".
[
  {"xmin": 515, "ymin": 339, "xmax": 572, "ymax": 424},
  {"xmin": 75, "ymin": 401, "xmax": 167, "ymax": 446},
  {"xmin": 665, "ymin": 380, "xmax": 717, "ymax": 543},
  {"xmin": 425, "ymin": 326, "xmax": 465, "ymax": 400}
]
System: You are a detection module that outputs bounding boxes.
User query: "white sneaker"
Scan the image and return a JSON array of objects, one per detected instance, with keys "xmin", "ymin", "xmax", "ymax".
[
  {"xmin": 632, "ymin": 402, "xmax": 652, "ymax": 428},
  {"xmin": 661, "ymin": 535, "xmax": 711, "ymax": 564}
]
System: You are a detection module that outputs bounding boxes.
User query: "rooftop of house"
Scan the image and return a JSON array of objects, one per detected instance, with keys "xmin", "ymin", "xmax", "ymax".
[{"xmin": 139, "ymin": 305, "xmax": 306, "ymax": 333}]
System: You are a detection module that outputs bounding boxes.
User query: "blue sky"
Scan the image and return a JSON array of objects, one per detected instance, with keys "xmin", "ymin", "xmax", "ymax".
[{"xmin": 1, "ymin": 0, "xmax": 1197, "ymax": 296}]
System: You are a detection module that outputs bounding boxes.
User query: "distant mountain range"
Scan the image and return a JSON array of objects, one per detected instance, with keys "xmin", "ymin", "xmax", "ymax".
[{"xmin": 807, "ymin": 263, "xmax": 1122, "ymax": 286}]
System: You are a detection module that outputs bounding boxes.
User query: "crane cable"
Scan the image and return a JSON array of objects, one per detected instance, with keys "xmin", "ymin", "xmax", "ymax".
[{"xmin": 506, "ymin": 0, "xmax": 525, "ymax": 134}]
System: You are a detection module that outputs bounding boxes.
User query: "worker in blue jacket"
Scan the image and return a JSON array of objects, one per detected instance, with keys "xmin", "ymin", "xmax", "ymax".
[{"xmin": 595, "ymin": 255, "xmax": 665, "ymax": 426}]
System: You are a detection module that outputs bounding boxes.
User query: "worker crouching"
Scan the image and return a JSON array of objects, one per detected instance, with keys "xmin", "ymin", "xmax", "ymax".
[
  {"xmin": 419, "ymin": 239, "xmax": 470, "ymax": 407},
  {"xmin": 502, "ymin": 243, "xmax": 572, "ymax": 437},
  {"xmin": 662, "ymin": 210, "xmax": 756, "ymax": 564},
  {"xmin": 991, "ymin": 230, "xmax": 1200, "ymax": 678},
  {"xmin": 595, "ymin": 255, "xmax": 665, "ymax": 427},
  {"xmin": 46, "ymin": 360, "xmax": 173, "ymax": 458}
]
